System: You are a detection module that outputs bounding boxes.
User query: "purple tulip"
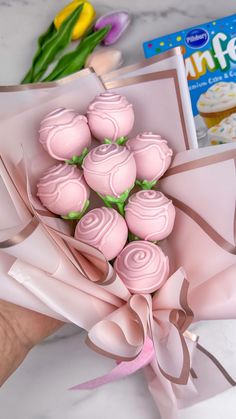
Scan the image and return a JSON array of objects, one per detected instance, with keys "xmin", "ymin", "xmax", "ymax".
[{"xmin": 94, "ymin": 11, "xmax": 131, "ymax": 46}]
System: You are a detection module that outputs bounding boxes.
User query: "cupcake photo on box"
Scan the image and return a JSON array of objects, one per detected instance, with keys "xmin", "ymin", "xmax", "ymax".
[
  {"xmin": 208, "ymin": 112, "xmax": 236, "ymax": 144},
  {"xmin": 143, "ymin": 13, "xmax": 236, "ymax": 147},
  {"xmin": 197, "ymin": 82, "xmax": 236, "ymax": 129}
]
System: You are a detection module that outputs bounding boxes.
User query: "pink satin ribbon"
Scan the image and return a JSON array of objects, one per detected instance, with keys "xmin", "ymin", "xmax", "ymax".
[
  {"xmin": 70, "ymin": 337, "xmax": 155, "ymax": 390},
  {"xmin": 69, "ymin": 267, "xmax": 236, "ymax": 399}
]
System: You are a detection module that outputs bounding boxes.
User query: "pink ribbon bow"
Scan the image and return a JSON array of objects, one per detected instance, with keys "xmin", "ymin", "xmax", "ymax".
[
  {"xmin": 70, "ymin": 265, "xmax": 236, "ymax": 418},
  {"xmin": 73, "ymin": 268, "xmax": 192, "ymax": 385}
]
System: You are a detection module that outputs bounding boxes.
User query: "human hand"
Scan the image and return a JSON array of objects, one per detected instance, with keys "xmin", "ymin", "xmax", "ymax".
[{"xmin": 0, "ymin": 300, "xmax": 63, "ymax": 385}]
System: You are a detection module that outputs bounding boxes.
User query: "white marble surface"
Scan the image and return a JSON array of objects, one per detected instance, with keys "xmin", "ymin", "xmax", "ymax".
[
  {"xmin": 0, "ymin": 0, "xmax": 236, "ymax": 84},
  {"xmin": 1, "ymin": 0, "xmax": 236, "ymax": 418}
]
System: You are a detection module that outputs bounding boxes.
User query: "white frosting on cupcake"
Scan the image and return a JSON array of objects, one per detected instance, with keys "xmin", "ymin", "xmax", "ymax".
[
  {"xmin": 197, "ymin": 82, "xmax": 236, "ymax": 113},
  {"xmin": 208, "ymin": 113, "xmax": 236, "ymax": 144}
]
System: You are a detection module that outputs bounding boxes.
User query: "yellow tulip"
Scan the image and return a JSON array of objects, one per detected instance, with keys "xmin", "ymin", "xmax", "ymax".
[{"xmin": 54, "ymin": 0, "xmax": 96, "ymax": 41}]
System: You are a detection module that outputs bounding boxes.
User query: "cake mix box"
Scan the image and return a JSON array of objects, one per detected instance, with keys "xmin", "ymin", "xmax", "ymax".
[{"xmin": 143, "ymin": 14, "xmax": 236, "ymax": 147}]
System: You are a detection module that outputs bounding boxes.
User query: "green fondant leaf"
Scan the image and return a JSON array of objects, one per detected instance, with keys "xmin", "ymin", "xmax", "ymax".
[
  {"xmin": 116, "ymin": 136, "xmax": 127, "ymax": 145},
  {"xmin": 103, "ymin": 136, "xmax": 127, "ymax": 145},
  {"xmin": 128, "ymin": 231, "xmax": 140, "ymax": 242},
  {"xmin": 135, "ymin": 179, "xmax": 157, "ymax": 190},
  {"xmin": 65, "ymin": 148, "xmax": 89, "ymax": 166},
  {"xmin": 104, "ymin": 138, "xmax": 113, "ymax": 144},
  {"xmin": 61, "ymin": 200, "xmax": 90, "ymax": 220}
]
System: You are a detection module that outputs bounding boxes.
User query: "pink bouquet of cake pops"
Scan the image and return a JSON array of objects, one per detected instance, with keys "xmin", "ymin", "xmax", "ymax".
[
  {"xmin": 36, "ymin": 92, "xmax": 175, "ymax": 297},
  {"xmin": 1, "ymin": 50, "xmax": 236, "ymax": 419}
]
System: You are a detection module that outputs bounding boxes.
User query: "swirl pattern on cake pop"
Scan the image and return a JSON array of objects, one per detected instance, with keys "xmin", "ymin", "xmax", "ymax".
[
  {"xmin": 82, "ymin": 143, "xmax": 136, "ymax": 197},
  {"xmin": 125, "ymin": 190, "xmax": 175, "ymax": 241},
  {"xmin": 87, "ymin": 92, "xmax": 134, "ymax": 142},
  {"xmin": 126, "ymin": 132, "xmax": 173, "ymax": 182},
  {"xmin": 37, "ymin": 163, "xmax": 89, "ymax": 216},
  {"xmin": 75, "ymin": 207, "xmax": 128, "ymax": 260},
  {"xmin": 114, "ymin": 240, "xmax": 169, "ymax": 294},
  {"xmin": 39, "ymin": 107, "xmax": 91, "ymax": 161}
]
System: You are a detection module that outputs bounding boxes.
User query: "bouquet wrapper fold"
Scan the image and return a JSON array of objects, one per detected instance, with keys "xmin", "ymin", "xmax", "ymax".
[{"xmin": 0, "ymin": 49, "xmax": 235, "ymax": 418}]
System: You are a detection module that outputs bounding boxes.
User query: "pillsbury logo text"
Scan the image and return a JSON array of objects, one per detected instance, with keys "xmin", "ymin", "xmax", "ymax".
[{"xmin": 185, "ymin": 28, "xmax": 209, "ymax": 49}]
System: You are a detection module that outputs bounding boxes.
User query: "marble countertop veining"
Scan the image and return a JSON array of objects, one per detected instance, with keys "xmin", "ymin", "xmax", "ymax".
[{"xmin": 1, "ymin": 0, "xmax": 236, "ymax": 418}]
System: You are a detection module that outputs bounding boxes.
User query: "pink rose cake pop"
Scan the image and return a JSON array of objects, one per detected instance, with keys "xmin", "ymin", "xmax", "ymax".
[
  {"xmin": 125, "ymin": 190, "xmax": 175, "ymax": 241},
  {"xmin": 75, "ymin": 207, "xmax": 128, "ymax": 261},
  {"xmin": 114, "ymin": 240, "xmax": 169, "ymax": 294},
  {"xmin": 37, "ymin": 163, "xmax": 90, "ymax": 218},
  {"xmin": 39, "ymin": 108, "xmax": 91, "ymax": 162},
  {"xmin": 126, "ymin": 132, "xmax": 173, "ymax": 189},
  {"xmin": 87, "ymin": 92, "xmax": 134, "ymax": 143},
  {"xmin": 82, "ymin": 143, "xmax": 136, "ymax": 198}
]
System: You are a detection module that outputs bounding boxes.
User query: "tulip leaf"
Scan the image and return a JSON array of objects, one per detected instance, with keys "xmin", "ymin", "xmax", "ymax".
[
  {"xmin": 43, "ymin": 25, "xmax": 111, "ymax": 82},
  {"xmin": 21, "ymin": 22, "xmax": 57, "ymax": 84},
  {"xmin": 32, "ymin": 3, "xmax": 84, "ymax": 82},
  {"xmin": 22, "ymin": 3, "xmax": 84, "ymax": 84}
]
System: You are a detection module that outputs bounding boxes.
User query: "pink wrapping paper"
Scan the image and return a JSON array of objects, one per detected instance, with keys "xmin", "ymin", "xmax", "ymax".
[
  {"xmin": 0, "ymin": 47, "xmax": 197, "ymax": 312},
  {"xmin": 0, "ymin": 49, "xmax": 235, "ymax": 418}
]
